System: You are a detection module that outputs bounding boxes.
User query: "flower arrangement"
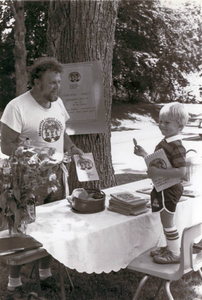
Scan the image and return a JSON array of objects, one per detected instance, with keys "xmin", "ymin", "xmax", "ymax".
[{"xmin": 0, "ymin": 142, "xmax": 71, "ymax": 234}]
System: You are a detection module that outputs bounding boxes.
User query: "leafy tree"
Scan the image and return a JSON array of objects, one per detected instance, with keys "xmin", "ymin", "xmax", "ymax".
[
  {"xmin": 24, "ymin": 1, "xmax": 48, "ymax": 66},
  {"xmin": 1, "ymin": 0, "xmax": 202, "ymax": 110},
  {"xmin": 0, "ymin": 3, "xmax": 15, "ymax": 109},
  {"xmin": 113, "ymin": 0, "xmax": 202, "ymax": 104},
  {"xmin": 0, "ymin": 1, "xmax": 48, "ymax": 109}
]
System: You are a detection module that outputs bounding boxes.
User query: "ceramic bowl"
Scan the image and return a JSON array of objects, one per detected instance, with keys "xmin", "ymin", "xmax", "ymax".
[{"xmin": 68, "ymin": 189, "xmax": 105, "ymax": 213}]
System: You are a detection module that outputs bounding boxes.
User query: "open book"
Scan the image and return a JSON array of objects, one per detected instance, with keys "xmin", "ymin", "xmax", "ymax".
[
  {"xmin": 74, "ymin": 152, "xmax": 99, "ymax": 182},
  {"xmin": 144, "ymin": 148, "xmax": 180, "ymax": 192}
]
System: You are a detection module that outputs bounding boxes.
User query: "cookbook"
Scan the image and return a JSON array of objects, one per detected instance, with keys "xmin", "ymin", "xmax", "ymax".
[
  {"xmin": 144, "ymin": 148, "xmax": 180, "ymax": 192},
  {"xmin": 74, "ymin": 152, "xmax": 99, "ymax": 182}
]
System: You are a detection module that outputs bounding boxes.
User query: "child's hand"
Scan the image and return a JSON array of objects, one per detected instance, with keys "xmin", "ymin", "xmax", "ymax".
[
  {"xmin": 147, "ymin": 166, "xmax": 159, "ymax": 178},
  {"xmin": 133, "ymin": 138, "xmax": 138, "ymax": 147},
  {"xmin": 133, "ymin": 138, "xmax": 148, "ymax": 157},
  {"xmin": 133, "ymin": 145, "xmax": 147, "ymax": 157}
]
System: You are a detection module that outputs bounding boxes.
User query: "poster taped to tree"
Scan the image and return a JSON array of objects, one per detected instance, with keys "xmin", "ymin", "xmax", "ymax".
[{"xmin": 60, "ymin": 61, "xmax": 106, "ymax": 135}]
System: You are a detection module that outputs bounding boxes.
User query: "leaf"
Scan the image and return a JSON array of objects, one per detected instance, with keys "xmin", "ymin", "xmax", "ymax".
[
  {"xmin": 13, "ymin": 187, "xmax": 21, "ymax": 201},
  {"xmin": 32, "ymin": 189, "xmax": 42, "ymax": 197},
  {"xmin": 7, "ymin": 199, "xmax": 18, "ymax": 214},
  {"xmin": 6, "ymin": 210, "xmax": 14, "ymax": 217},
  {"xmin": 0, "ymin": 190, "xmax": 8, "ymax": 211},
  {"xmin": 0, "ymin": 212, "xmax": 7, "ymax": 231},
  {"xmin": 14, "ymin": 209, "xmax": 23, "ymax": 229},
  {"xmin": 13, "ymin": 178, "xmax": 18, "ymax": 188},
  {"xmin": 0, "ymin": 180, "xmax": 3, "ymax": 192},
  {"xmin": 23, "ymin": 174, "xmax": 29, "ymax": 184}
]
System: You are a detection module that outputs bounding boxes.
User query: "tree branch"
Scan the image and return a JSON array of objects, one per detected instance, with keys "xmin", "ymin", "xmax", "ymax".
[{"xmin": 7, "ymin": 0, "xmax": 17, "ymax": 20}]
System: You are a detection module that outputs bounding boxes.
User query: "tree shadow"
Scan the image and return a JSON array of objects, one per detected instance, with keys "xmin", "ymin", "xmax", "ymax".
[{"xmin": 115, "ymin": 173, "xmax": 148, "ymax": 185}]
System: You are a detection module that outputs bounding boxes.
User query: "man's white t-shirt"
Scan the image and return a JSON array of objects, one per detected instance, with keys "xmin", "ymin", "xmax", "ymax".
[{"xmin": 1, "ymin": 90, "xmax": 70, "ymax": 156}]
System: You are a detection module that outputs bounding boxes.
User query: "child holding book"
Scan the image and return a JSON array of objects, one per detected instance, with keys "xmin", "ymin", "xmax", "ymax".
[{"xmin": 133, "ymin": 102, "xmax": 189, "ymax": 264}]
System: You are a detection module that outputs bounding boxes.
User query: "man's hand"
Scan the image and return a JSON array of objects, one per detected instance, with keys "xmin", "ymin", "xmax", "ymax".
[
  {"xmin": 71, "ymin": 145, "xmax": 84, "ymax": 158},
  {"xmin": 64, "ymin": 132, "xmax": 84, "ymax": 158}
]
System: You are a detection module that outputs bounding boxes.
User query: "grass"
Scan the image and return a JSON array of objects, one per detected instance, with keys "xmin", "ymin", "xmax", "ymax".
[
  {"xmin": 1, "ymin": 103, "xmax": 202, "ymax": 299},
  {"xmin": 1, "ymin": 258, "xmax": 202, "ymax": 300},
  {"xmin": 111, "ymin": 102, "xmax": 162, "ymax": 132}
]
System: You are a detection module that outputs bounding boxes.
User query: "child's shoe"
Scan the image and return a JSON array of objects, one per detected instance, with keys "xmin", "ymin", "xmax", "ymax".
[
  {"xmin": 150, "ymin": 246, "xmax": 169, "ymax": 257},
  {"xmin": 153, "ymin": 250, "xmax": 180, "ymax": 264}
]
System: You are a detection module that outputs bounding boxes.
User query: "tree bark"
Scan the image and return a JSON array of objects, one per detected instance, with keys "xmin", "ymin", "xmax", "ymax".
[
  {"xmin": 47, "ymin": 0, "xmax": 119, "ymax": 192},
  {"xmin": 9, "ymin": 0, "xmax": 28, "ymax": 96}
]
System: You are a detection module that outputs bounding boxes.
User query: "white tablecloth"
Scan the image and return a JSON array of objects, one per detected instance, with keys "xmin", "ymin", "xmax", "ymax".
[{"xmin": 25, "ymin": 179, "xmax": 202, "ymax": 274}]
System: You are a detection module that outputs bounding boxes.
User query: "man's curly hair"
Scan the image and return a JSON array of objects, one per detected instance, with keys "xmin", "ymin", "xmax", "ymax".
[{"xmin": 28, "ymin": 57, "xmax": 63, "ymax": 87}]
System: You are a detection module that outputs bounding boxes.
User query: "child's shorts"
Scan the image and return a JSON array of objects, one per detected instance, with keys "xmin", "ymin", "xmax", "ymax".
[{"xmin": 151, "ymin": 183, "xmax": 183, "ymax": 213}]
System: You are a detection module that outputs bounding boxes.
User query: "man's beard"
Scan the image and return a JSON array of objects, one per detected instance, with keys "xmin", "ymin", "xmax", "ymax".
[{"xmin": 43, "ymin": 91, "xmax": 58, "ymax": 102}]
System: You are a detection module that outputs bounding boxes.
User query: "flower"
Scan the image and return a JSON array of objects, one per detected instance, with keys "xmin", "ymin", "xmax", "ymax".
[{"xmin": 0, "ymin": 142, "xmax": 71, "ymax": 234}]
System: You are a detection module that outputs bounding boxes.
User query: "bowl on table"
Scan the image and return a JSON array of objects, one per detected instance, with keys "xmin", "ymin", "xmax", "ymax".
[{"xmin": 67, "ymin": 188, "xmax": 106, "ymax": 214}]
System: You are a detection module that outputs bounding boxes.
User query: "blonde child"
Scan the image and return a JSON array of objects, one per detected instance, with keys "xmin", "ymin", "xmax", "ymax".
[{"xmin": 134, "ymin": 102, "xmax": 189, "ymax": 263}]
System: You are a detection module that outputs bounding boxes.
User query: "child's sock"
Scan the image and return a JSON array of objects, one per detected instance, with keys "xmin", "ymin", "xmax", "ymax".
[{"xmin": 164, "ymin": 226, "xmax": 180, "ymax": 256}]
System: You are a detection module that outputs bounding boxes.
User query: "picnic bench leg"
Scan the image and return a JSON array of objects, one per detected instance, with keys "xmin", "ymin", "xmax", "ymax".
[
  {"xmin": 65, "ymin": 267, "xmax": 75, "ymax": 290},
  {"xmin": 59, "ymin": 262, "xmax": 66, "ymax": 300},
  {"xmin": 30, "ymin": 265, "xmax": 35, "ymax": 279},
  {"xmin": 34, "ymin": 260, "xmax": 41, "ymax": 297}
]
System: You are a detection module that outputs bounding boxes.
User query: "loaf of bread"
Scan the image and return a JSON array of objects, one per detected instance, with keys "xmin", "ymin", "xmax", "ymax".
[{"xmin": 71, "ymin": 188, "xmax": 88, "ymax": 200}]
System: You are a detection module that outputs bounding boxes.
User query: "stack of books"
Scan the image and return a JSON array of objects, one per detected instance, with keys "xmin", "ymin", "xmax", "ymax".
[{"xmin": 108, "ymin": 191, "xmax": 149, "ymax": 216}]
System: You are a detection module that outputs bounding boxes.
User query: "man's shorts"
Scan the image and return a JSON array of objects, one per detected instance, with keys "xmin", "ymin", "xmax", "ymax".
[{"xmin": 151, "ymin": 183, "xmax": 183, "ymax": 213}]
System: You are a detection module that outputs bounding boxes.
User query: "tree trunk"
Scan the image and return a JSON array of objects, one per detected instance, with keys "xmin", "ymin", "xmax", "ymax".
[
  {"xmin": 10, "ymin": 0, "xmax": 28, "ymax": 96},
  {"xmin": 47, "ymin": 0, "xmax": 119, "ymax": 192}
]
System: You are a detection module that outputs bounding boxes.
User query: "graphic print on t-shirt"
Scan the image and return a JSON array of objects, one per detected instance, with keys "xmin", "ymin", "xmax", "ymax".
[{"xmin": 39, "ymin": 118, "xmax": 63, "ymax": 143}]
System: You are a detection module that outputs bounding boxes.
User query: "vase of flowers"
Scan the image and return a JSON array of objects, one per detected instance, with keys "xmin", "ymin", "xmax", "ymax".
[{"xmin": 0, "ymin": 140, "xmax": 71, "ymax": 234}]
